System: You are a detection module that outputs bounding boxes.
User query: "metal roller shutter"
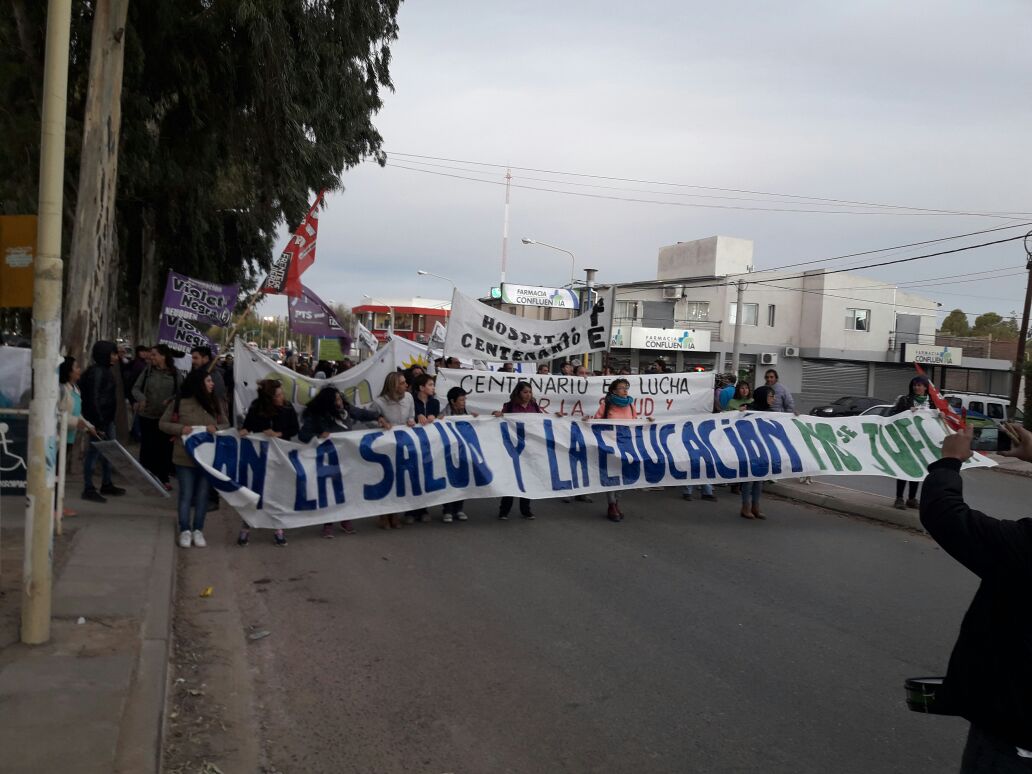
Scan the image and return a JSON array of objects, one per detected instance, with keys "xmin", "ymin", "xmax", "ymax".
[
  {"xmin": 872, "ymin": 365, "xmax": 915, "ymax": 405},
  {"xmin": 799, "ymin": 359, "xmax": 868, "ymax": 412}
]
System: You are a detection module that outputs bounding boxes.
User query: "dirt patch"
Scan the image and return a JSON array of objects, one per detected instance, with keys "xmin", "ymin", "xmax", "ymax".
[{"xmin": 0, "ymin": 518, "xmax": 78, "ymax": 648}]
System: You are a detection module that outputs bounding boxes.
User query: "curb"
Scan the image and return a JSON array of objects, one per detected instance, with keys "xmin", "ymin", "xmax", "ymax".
[
  {"xmin": 766, "ymin": 483, "xmax": 925, "ymax": 533},
  {"xmin": 114, "ymin": 517, "xmax": 176, "ymax": 774}
]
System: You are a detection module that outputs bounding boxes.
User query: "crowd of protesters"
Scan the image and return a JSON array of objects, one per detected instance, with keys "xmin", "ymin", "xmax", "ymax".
[{"xmin": 72, "ymin": 340, "xmax": 938, "ymax": 548}]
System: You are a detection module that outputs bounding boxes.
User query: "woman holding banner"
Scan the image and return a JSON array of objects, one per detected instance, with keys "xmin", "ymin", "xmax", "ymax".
[
  {"xmin": 301, "ymin": 386, "xmax": 387, "ymax": 537},
  {"xmin": 160, "ymin": 370, "xmax": 228, "ymax": 548},
  {"xmin": 374, "ymin": 373, "xmax": 417, "ymax": 528},
  {"xmin": 237, "ymin": 379, "xmax": 299, "ymax": 546},
  {"xmin": 738, "ymin": 385, "xmax": 775, "ymax": 520},
  {"xmin": 591, "ymin": 378, "xmax": 639, "ymax": 522},
  {"xmin": 891, "ymin": 376, "xmax": 934, "ymax": 510},
  {"xmin": 493, "ymin": 381, "xmax": 542, "ymax": 520}
]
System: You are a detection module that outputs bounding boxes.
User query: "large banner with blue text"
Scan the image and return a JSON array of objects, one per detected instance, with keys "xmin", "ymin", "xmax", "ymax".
[
  {"xmin": 434, "ymin": 369, "xmax": 714, "ymax": 418},
  {"xmin": 185, "ymin": 412, "xmax": 992, "ymax": 529}
]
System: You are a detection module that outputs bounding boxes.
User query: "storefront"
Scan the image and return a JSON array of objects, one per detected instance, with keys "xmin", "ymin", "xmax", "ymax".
[{"xmin": 607, "ymin": 326, "xmax": 715, "ymax": 373}]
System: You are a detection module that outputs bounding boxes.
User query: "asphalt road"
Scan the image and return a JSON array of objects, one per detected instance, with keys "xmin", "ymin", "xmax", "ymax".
[
  {"xmin": 214, "ymin": 482, "xmax": 1007, "ymax": 774},
  {"xmin": 816, "ymin": 467, "xmax": 1030, "ymax": 521}
]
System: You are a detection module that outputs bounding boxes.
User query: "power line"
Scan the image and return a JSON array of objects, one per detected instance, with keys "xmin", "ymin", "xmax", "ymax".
[
  {"xmin": 619, "ymin": 234, "xmax": 1030, "ymax": 291},
  {"xmin": 386, "ymin": 162, "xmax": 1030, "ymax": 219},
  {"xmin": 387, "ymin": 151, "xmax": 1032, "ymax": 220}
]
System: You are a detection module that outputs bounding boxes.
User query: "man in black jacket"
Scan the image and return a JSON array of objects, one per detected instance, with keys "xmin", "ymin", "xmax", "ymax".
[
  {"xmin": 920, "ymin": 423, "xmax": 1032, "ymax": 772},
  {"xmin": 80, "ymin": 341, "xmax": 127, "ymax": 502}
]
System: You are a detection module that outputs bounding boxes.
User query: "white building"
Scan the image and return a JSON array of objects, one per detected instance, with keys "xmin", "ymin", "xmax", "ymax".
[{"xmin": 605, "ymin": 236, "xmax": 1011, "ymax": 411}]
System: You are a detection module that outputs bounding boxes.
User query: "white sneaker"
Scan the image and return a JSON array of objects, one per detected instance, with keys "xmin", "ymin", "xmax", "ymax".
[
  {"xmin": 456, "ymin": 511, "xmax": 469, "ymax": 521},
  {"xmin": 191, "ymin": 530, "xmax": 207, "ymax": 548},
  {"xmin": 178, "ymin": 530, "xmax": 192, "ymax": 548},
  {"xmin": 442, "ymin": 514, "xmax": 453, "ymax": 523}
]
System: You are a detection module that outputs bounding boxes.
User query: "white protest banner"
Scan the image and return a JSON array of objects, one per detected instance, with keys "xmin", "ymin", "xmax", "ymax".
[
  {"xmin": 0, "ymin": 346, "xmax": 32, "ymax": 407},
  {"xmin": 435, "ymin": 369, "xmax": 714, "ymax": 418},
  {"xmin": 390, "ymin": 334, "xmax": 433, "ymax": 372},
  {"xmin": 356, "ymin": 322, "xmax": 379, "ymax": 352},
  {"xmin": 233, "ymin": 339, "xmax": 396, "ymax": 420},
  {"xmin": 186, "ymin": 411, "xmax": 993, "ymax": 529},
  {"xmin": 444, "ymin": 287, "xmax": 615, "ymax": 363}
]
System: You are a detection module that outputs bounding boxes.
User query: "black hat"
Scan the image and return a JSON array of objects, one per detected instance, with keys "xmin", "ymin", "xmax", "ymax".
[{"xmin": 446, "ymin": 386, "xmax": 468, "ymax": 402}]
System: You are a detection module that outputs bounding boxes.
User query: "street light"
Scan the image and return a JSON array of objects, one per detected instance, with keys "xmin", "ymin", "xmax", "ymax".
[
  {"xmin": 521, "ymin": 238, "xmax": 576, "ymax": 287},
  {"xmin": 416, "ymin": 269, "xmax": 456, "ymax": 290}
]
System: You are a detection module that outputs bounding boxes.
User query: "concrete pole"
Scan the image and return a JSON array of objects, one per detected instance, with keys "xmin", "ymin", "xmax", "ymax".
[
  {"xmin": 730, "ymin": 280, "xmax": 745, "ymax": 381},
  {"xmin": 22, "ymin": 0, "xmax": 73, "ymax": 645},
  {"xmin": 500, "ymin": 169, "xmax": 511, "ymax": 284},
  {"xmin": 582, "ymin": 268, "xmax": 598, "ymax": 370}
]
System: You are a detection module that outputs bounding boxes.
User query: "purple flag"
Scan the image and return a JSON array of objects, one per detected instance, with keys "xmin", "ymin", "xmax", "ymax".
[
  {"xmin": 160, "ymin": 270, "xmax": 239, "ymax": 327},
  {"xmin": 288, "ymin": 285, "xmax": 353, "ymax": 349},
  {"xmin": 156, "ymin": 313, "xmax": 218, "ymax": 356}
]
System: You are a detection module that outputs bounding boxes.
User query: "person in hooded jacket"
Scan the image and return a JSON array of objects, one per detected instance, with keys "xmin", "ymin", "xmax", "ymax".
[
  {"xmin": 80, "ymin": 341, "xmax": 127, "ymax": 502},
  {"xmin": 299, "ymin": 386, "xmax": 386, "ymax": 537}
]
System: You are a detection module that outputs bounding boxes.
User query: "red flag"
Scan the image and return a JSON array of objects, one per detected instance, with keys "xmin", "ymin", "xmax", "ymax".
[
  {"xmin": 260, "ymin": 190, "xmax": 325, "ymax": 297},
  {"xmin": 914, "ymin": 363, "xmax": 965, "ymax": 430}
]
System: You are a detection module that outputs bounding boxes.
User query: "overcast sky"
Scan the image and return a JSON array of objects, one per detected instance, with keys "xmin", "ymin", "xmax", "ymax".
[{"xmin": 261, "ymin": 0, "xmax": 1032, "ymax": 325}]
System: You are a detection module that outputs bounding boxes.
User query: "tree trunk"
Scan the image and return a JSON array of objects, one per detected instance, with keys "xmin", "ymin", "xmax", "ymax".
[
  {"xmin": 135, "ymin": 208, "xmax": 159, "ymax": 344},
  {"xmin": 62, "ymin": 0, "xmax": 129, "ymax": 362}
]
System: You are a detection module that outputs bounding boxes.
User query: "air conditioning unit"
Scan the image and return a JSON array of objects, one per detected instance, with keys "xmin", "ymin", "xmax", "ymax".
[
  {"xmin": 662, "ymin": 285, "xmax": 683, "ymax": 300},
  {"xmin": 783, "ymin": 346, "xmax": 799, "ymax": 358},
  {"xmin": 760, "ymin": 352, "xmax": 778, "ymax": 365}
]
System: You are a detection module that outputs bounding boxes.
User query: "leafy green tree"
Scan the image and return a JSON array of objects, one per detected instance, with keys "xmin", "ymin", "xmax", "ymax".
[
  {"xmin": 971, "ymin": 312, "xmax": 1019, "ymax": 340},
  {"xmin": 939, "ymin": 309, "xmax": 970, "ymax": 337},
  {"xmin": 2, "ymin": 0, "xmax": 401, "ymax": 355}
]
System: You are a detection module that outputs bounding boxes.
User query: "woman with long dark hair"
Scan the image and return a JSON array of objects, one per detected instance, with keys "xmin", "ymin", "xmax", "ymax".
[
  {"xmin": 891, "ymin": 376, "xmax": 934, "ymax": 509},
  {"xmin": 492, "ymin": 381, "xmax": 542, "ymax": 519},
  {"xmin": 160, "ymin": 369, "xmax": 227, "ymax": 548},
  {"xmin": 300, "ymin": 385, "xmax": 386, "ymax": 536},
  {"xmin": 236, "ymin": 379, "xmax": 299, "ymax": 546},
  {"xmin": 590, "ymin": 377, "xmax": 639, "ymax": 522}
]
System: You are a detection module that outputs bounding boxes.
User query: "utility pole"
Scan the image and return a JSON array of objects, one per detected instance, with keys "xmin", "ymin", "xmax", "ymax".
[
  {"xmin": 581, "ymin": 268, "xmax": 598, "ymax": 370},
  {"xmin": 500, "ymin": 168, "xmax": 512, "ymax": 284},
  {"xmin": 23, "ymin": 0, "xmax": 73, "ymax": 645},
  {"xmin": 730, "ymin": 280, "xmax": 746, "ymax": 381},
  {"xmin": 1009, "ymin": 230, "xmax": 1032, "ymax": 416}
]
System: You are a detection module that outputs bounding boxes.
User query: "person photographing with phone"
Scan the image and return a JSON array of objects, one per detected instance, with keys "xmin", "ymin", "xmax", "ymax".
[{"xmin": 920, "ymin": 421, "xmax": 1032, "ymax": 772}]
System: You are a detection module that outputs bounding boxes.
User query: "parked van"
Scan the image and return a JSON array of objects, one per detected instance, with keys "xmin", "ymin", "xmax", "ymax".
[{"xmin": 941, "ymin": 392, "xmax": 1020, "ymax": 425}]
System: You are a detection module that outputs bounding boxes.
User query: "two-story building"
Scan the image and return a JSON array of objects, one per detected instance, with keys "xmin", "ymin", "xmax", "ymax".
[
  {"xmin": 604, "ymin": 236, "xmax": 1012, "ymax": 411},
  {"xmin": 352, "ymin": 297, "xmax": 450, "ymax": 344}
]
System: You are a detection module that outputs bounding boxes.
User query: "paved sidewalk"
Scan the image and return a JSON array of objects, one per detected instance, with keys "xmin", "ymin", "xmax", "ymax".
[
  {"xmin": 766, "ymin": 478, "xmax": 925, "ymax": 531},
  {"xmin": 0, "ymin": 485, "xmax": 176, "ymax": 774}
]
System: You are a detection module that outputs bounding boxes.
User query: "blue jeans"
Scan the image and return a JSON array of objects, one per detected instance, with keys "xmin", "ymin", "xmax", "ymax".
[
  {"xmin": 83, "ymin": 421, "xmax": 115, "ymax": 491},
  {"xmin": 682, "ymin": 484, "xmax": 714, "ymax": 497},
  {"xmin": 741, "ymin": 481, "xmax": 763, "ymax": 506},
  {"xmin": 175, "ymin": 464, "xmax": 210, "ymax": 533}
]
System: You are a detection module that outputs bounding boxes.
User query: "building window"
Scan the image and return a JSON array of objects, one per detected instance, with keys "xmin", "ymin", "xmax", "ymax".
[
  {"xmin": 845, "ymin": 308, "xmax": 870, "ymax": 331},
  {"xmin": 728, "ymin": 302, "xmax": 758, "ymax": 326},
  {"xmin": 373, "ymin": 312, "xmax": 392, "ymax": 330},
  {"xmin": 767, "ymin": 304, "xmax": 776, "ymax": 327},
  {"xmin": 393, "ymin": 313, "xmax": 414, "ymax": 332},
  {"xmin": 683, "ymin": 301, "xmax": 709, "ymax": 321},
  {"xmin": 615, "ymin": 300, "xmax": 638, "ymax": 321}
]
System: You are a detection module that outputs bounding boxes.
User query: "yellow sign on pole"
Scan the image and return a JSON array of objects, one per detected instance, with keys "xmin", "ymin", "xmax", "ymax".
[{"xmin": 0, "ymin": 215, "xmax": 37, "ymax": 308}]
